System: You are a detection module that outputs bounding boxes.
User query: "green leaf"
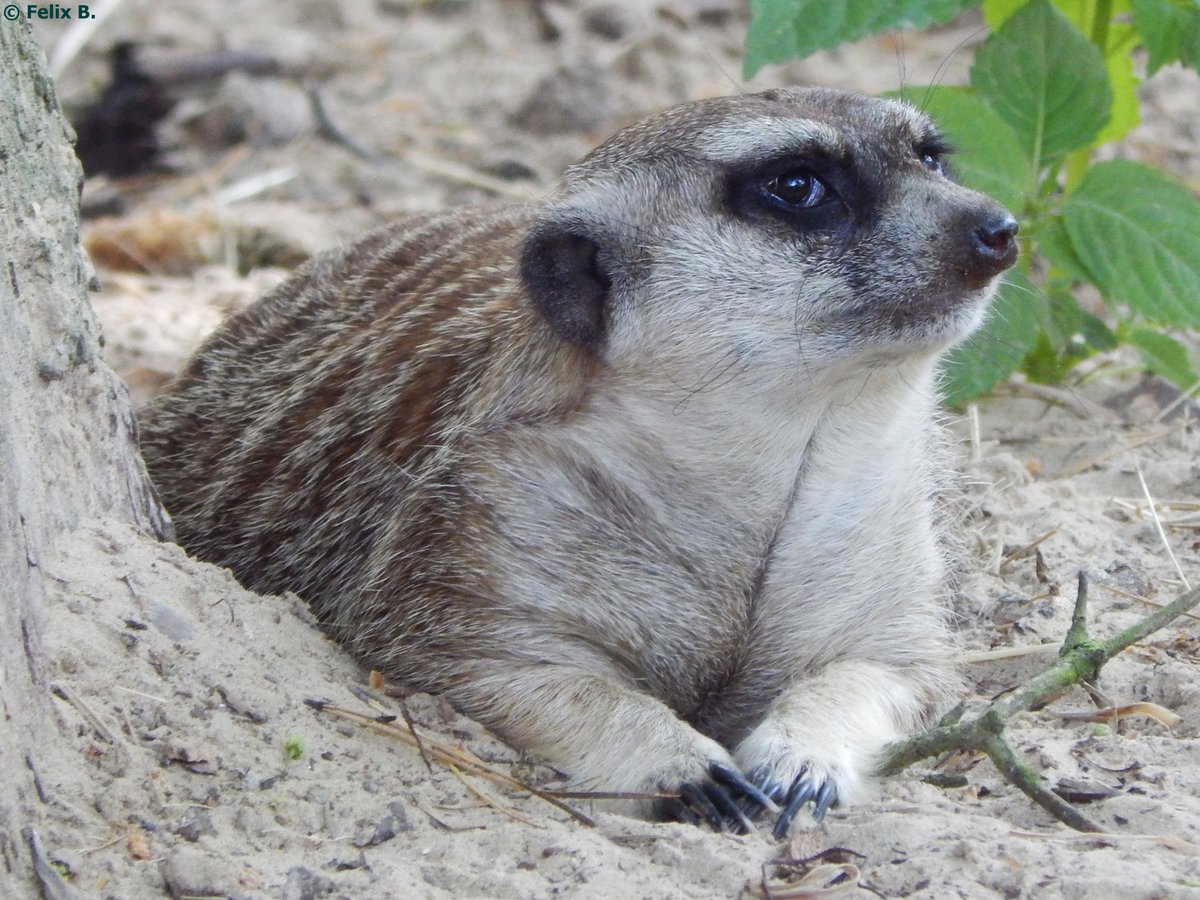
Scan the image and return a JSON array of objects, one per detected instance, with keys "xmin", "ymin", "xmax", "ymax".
[
  {"xmin": 1126, "ymin": 328, "xmax": 1199, "ymax": 385},
  {"xmin": 985, "ymin": 0, "xmax": 1137, "ymax": 30},
  {"xmin": 1042, "ymin": 287, "xmax": 1118, "ymax": 351},
  {"xmin": 1133, "ymin": 0, "xmax": 1200, "ymax": 74},
  {"xmin": 910, "ymin": 87, "xmax": 1033, "ymax": 211},
  {"xmin": 1045, "ymin": 3, "xmax": 1140, "ymax": 144},
  {"xmin": 1019, "ymin": 287, "xmax": 1117, "ymax": 382},
  {"xmin": 1037, "ymin": 215, "xmax": 1092, "ymax": 281},
  {"xmin": 984, "ymin": 0, "xmax": 1022, "ymax": 29},
  {"xmin": 744, "ymin": 0, "xmax": 978, "ymax": 77},
  {"xmin": 941, "ymin": 270, "xmax": 1045, "ymax": 404},
  {"xmin": 1039, "ymin": 289, "xmax": 1082, "ymax": 346},
  {"xmin": 1062, "ymin": 159, "xmax": 1200, "ymax": 327},
  {"xmin": 980, "ymin": 0, "xmax": 1025, "ymax": 29},
  {"xmin": 1074, "ymin": 305, "xmax": 1120, "ymax": 353},
  {"xmin": 1022, "ymin": 331, "xmax": 1076, "ymax": 383},
  {"xmin": 1021, "ymin": 2, "xmax": 1142, "ymax": 145},
  {"xmin": 971, "ymin": 0, "xmax": 1112, "ymax": 168}
]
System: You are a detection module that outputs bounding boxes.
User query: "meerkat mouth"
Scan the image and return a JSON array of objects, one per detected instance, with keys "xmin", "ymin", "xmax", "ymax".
[{"xmin": 900, "ymin": 285, "xmax": 994, "ymax": 339}]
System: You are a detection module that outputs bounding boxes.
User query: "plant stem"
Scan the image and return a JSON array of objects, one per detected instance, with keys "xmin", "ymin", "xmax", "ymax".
[
  {"xmin": 1062, "ymin": 570, "xmax": 1092, "ymax": 652},
  {"xmin": 980, "ymin": 731, "xmax": 1102, "ymax": 832},
  {"xmin": 1063, "ymin": 0, "xmax": 1113, "ymax": 192},
  {"xmin": 1090, "ymin": 0, "xmax": 1112, "ymax": 52},
  {"xmin": 1102, "ymin": 583, "xmax": 1200, "ymax": 658},
  {"xmin": 879, "ymin": 577, "xmax": 1200, "ymax": 830}
]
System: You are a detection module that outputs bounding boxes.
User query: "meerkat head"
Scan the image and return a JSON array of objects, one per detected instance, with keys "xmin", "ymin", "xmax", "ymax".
[{"xmin": 520, "ymin": 87, "xmax": 1018, "ymax": 387}]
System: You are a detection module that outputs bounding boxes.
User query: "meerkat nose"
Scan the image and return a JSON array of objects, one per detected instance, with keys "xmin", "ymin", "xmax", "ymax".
[{"xmin": 970, "ymin": 214, "xmax": 1020, "ymax": 274}]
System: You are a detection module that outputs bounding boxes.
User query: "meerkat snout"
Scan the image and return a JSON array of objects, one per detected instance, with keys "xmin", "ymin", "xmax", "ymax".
[{"xmin": 141, "ymin": 87, "xmax": 1015, "ymax": 838}]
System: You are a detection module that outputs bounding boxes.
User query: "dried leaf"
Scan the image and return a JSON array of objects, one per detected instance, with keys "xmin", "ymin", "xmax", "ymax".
[
  {"xmin": 126, "ymin": 825, "xmax": 150, "ymax": 860},
  {"xmin": 763, "ymin": 863, "xmax": 862, "ymax": 898},
  {"xmin": 760, "ymin": 847, "xmax": 868, "ymax": 899},
  {"xmin": 1058, "ymin": 702, "xmax": 1182, "ymax": 729},
  {"xmin": 1052, "ymin": 777, "xmax": 1118, "ymax": 803},
  {"xmin": 936, "ymin": 748, "xmax": 986, "ymax": 775}
]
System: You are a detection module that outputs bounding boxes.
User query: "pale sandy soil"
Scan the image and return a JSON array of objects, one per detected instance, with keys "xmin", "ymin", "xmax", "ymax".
[{"xmin": 26, "ymin": 2, "xmax": 1200, "ymax": 897}]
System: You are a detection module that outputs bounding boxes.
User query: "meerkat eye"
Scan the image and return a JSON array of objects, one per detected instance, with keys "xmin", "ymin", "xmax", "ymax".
[
  {"xmin": 916, "ymin": 135, "xmax": 953, "ymax": 176},
  {"xmin": 920, "ymin": 152, "xmax": 945, "ymax": 175},
  {"xmin": 763, "ymin": 170, "xmax": 829, "ymax": 210}
]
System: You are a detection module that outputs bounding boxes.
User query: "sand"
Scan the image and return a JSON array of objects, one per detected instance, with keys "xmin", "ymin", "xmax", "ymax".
[{"xmin": 26, "ymin": 2, "xmax": 1200, "ymax": 896}]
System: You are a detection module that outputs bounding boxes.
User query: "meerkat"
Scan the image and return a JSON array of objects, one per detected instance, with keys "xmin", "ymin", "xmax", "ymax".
[{"xmin": 139, "ymin": 87, "xmax": 1018, "ymax": 837}]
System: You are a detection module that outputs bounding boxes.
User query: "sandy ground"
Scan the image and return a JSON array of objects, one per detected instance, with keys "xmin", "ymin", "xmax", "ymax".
[{"xmin": 26, "ymin": 1, "xmax": 1200, "ymax": 897}]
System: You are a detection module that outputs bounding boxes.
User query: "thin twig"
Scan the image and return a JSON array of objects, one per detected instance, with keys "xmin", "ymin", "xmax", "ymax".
[
  {"xmin": 959, "ymin": 643, "xmax": 1058, "ymax": 664},
  {"xmin": 1135, "ymin": 461, "xmax": 1191, "ymax": 590},
  {"xmin": 306, "ymin": 699, "xmax": 595, "ymax": 827},
  {"xmin": 540, "ymin": 789, "xmax": 674, "ymax": 801},
  {"xmin": 999, "ymin": 381, "xmax": 1120, "ymax": 421},
  {"xmin": 445, "ymin": 762, "xmax": 543, "ymax": 828},
  {"xmin": 51, "ymin": 684, "xmax": 118, "ymax": 744},
  {"xmin": 1100, "ymin": 583, "xmax": 1200, "ymax": 658},
  {"xmin": 1054, "ymin": 426, "xmax": 1180, "ymax": 479},
  {"xmin": 214, "ymin": 167, "xmax": 300, "ymax": 205},
  {"xmin": 968, "ymin": 403, "xmax": 982, "ymax": 464},
  {"xmin": 1062, "ymin": 570, "xmax": 1091, "ymax": 652},
  {"xmin": 307, "ymin": 87, "xmax": 378, "ymax": 161},
  {"xmin": 999, "ymin": 526, "xmax": 1060, "ymax": 569},
  {"xmin": 1010, "ymin": 829, "xmax": 1200, "ymax": 853},
  {"xmin": 1153, "ymin": 376, "xmax": 1200, "ymax": 423},
  {"xmin": 25, "ymin": 828, "xmax": 81, "ymax": 900},
  {"xmin": 1093, "ymin": 579, "xmax": 1200, "ymax": 625},
  {"xmin": 398, "ymin": 697, "xmax": 434, "ymax": 774}
]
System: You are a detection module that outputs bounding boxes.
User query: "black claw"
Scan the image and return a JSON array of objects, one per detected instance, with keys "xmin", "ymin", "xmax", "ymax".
[
  {"xmin": 745, "ymin": 764, "xmax": 791, "ymax": 810},
  {"xmin": 701, "ymin": 780, "xmax": 756, "ymax": 834},
  {"xmin": 662, "ymin": 761, "xmax": 784, "ymax": 835},
  {"xmin": 709, "ymin": 761, "xmax": 777, "ymax": 814},
  {"xmin": 680, "ymin": 782, "xmax": 728, "ymax": 831},
  {"xmin": 658, "ymin": 797, "xmax": 701, "ymax": 827},
  {"xmin": 762, "ymin": 779, "xmax": 788, "ymax": 805},
  {"xmin": 772, "ymin": 773, "xmax": 816, "ymax": 840},
  {"xmin": 770, "ymin": 770, "xmax": 841, "ymax": 839},
  {"xmin": 812, "ymin": 780, "xmax": 838, "ymax": 821}
]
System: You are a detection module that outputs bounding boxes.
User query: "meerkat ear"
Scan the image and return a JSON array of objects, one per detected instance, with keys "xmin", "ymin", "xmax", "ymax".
[{"xmin": 520, "ymin": 217, "xmax": 613, "ymax": 350}]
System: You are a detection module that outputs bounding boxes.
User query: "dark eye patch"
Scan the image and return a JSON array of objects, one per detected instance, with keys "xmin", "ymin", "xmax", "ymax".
[
  {"xmin": 919, "ymin": 152, "xmax": 946, "ymax": 175},
  {"xmin": 915, "ymin": 133, "xmax": 954, "ymax": 177},
  {"xmin": 725, "ymin": 153, "xmax": 852, "ymax": 232}
]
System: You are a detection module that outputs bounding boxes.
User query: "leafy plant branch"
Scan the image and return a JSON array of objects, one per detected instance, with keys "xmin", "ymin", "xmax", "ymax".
[{"xmin": 878, "ymin": 572, "xmax": 1200, "ymax": 832}]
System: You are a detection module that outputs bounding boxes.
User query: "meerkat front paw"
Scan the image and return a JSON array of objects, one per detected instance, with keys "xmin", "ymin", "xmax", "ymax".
[
  {"xmin": 745, "ymin": 762, "xmax": 841, "ymax": 839},
  {"xmin": 733, "ymin": 660, "xmax": 943, "ymax": 837},
  {"xmin": 735, "ymin": 714, "xmax": 895, "ymax": 838},
  {"xmin": 733, "ymin": 703, "xmax": 888, "ymax": 837}
]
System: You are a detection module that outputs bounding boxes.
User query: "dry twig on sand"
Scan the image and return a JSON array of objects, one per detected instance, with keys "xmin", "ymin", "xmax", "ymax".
[
  {"xmin": 880, "ymin": 572, "xmax": 1200, "ymax": 832},
  {"xmin": 304, "ymin": 698, "xmax": 600, "ymax": 827}
]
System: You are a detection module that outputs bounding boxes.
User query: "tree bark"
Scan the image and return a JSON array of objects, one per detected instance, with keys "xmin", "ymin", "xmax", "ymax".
[{"xmin": 0, "ymin": 20, "xmax": 167, "ymax": 896}]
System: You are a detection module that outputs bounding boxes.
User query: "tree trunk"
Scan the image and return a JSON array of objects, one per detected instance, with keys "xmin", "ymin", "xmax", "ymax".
[{"xmin": 0, "ymin": 20, "xmax": 167, "ymax": 897}]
